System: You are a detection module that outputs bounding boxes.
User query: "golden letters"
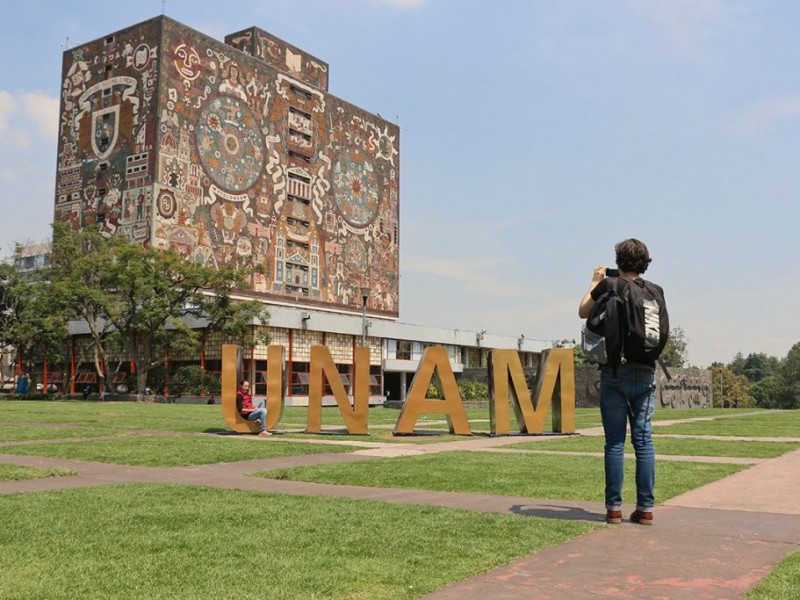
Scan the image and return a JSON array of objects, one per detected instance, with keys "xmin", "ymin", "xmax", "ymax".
[{"xmin": 221, "ymin": 344, "xmax": 575, "ymax": 435}]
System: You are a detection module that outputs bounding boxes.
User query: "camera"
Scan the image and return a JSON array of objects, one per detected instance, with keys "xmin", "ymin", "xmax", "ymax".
[{"xmin": 606, "ymin": 268, "xmax": 619, "ymax": 277}]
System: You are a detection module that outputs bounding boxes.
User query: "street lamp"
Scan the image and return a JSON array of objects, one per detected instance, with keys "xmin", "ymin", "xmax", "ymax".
[{"xmin": 360, "ymin": 286, "xmax": 370, "ymax": 347}]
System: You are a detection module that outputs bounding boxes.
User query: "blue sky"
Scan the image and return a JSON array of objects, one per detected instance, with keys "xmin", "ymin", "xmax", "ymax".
[{"xmin": 1, "ymin": 0, "xmax": 799, "ymax": 367}]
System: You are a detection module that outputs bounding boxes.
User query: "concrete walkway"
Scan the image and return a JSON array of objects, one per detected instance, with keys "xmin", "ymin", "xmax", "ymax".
[{"xmin": 1, "ymin": 422, "xmax": 799, "ymax": 599}]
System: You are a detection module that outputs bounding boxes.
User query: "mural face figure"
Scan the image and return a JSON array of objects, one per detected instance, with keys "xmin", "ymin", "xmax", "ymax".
[{"xmin": 174, "ymin": 44, "xmax": 201, "ymax": 80}]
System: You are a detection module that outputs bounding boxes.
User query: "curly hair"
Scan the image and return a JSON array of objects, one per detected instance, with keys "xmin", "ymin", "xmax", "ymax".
[{"xmin": 615, "ymin": 238, "xmax": 652, "ymax": 274}]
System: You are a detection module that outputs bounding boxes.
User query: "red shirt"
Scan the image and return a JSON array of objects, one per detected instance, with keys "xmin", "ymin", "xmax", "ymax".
[{"xmin": 237, "ymin": 388, "xmax": 255, "ymax": 415}]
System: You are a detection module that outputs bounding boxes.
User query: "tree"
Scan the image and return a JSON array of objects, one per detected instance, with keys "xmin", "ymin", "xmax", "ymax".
[
  {"xmin": 49, "ymin": 225, "xmax": 271, "ymax": 399},
  {"xmin": 0, "ymin": 245, "xmax": 68, "ymax": 384},
  {"xmin": 773, "ymin": 342, "xmax": 800, "ymax": 409},
  {"xmin": 710, "ymin": 366, "xmax": 754, "ymax": 408},
  {"xmin": 48, "ymin": 225, "xmax": 126, "ymax": 393},
  {"xmin": 728, "ymin": 352, "xmax": 746, "ymax": 376},
  {"xmin": 728, "ymin": 352, "xmax": 779, "ymax": 383},
  {"xmin": 553, "ymin": 338, "xmax": 589, "ymax": 366},
  {"xmin": 660, "ymin": 326, "xmax": 688, "ymax": 368},
  {"xmin": 749, "ymin": 375, "xmax": 785, "ymax": 408}
]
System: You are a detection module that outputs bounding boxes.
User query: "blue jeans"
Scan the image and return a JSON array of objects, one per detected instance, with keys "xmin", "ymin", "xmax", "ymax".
[
  {"xmin": 246, "ymin": 400, "xmax": 267, "ymax": 432},
  {"xmin": 600, "ymin": 365, "xmax": 656, "ymax": 512}
]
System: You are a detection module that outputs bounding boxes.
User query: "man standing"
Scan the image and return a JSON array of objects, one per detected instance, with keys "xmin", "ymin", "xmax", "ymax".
[
  {"xmin": 236, "ymin": 380, "xmax": 271, "ymax": 436},
  {"xmin": 579, "ymin": 239, "xmax": 668, "ymax": 525}
]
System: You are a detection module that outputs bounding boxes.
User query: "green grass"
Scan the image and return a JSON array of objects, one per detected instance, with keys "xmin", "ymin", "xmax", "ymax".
[
  {"xmin": 654, "ymin": 411, "xmax": 800, "ymax": 438},
  {"xmin": 0, "ymin": 424, "xmax": 114, "ymax": 442},
  {"xmin": 0, "ymin": 484, "xmax": 594, "ymax": 599},
  {"xmin": 0, "ymin": 463, "xmax": 76, "ymax": 481},
  {"xmin": 746, "ymin": 549, "xmax": 800, "ymax": 599},
  {"xmin": 506, "ymin": 434, "xmax": 800, "ymax": 458},
  {"xmin": 0, "ymin": 434, "xmax": 358, "ymax": 467},
  {"xmin": 256, "ymin": 451, "xmax": 746, "ymax": 503},
  {"xmin": 0, "ymin": 400, "xmax": 612, "ymax": 435}
]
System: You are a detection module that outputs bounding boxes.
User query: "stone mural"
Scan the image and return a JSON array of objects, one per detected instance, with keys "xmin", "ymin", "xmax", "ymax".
[
  {"xmin": 574, "ymin": 365, "xmax": 712, "ymax": 409},
  {"xmin": 55, "ymin": 16, "xmax": 400, "ymax": 317}
]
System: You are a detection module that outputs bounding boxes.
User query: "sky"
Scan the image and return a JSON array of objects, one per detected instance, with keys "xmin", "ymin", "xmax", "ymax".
[{"xmin": 1, "ymin": 0, "xmax": 799, "ymax": 368}]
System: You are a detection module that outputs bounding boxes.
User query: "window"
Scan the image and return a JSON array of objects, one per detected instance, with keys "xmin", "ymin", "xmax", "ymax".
[
  {"xmin": 324, "ymin": 365, "xmax": 351, "ymax": 395},
  {"xmin": 289, "ymin": 84, "xmax": 312, "ymax": 100},
  {"xmin": 396, "ymin": 340, "xmax": 412, "ymax": 360},
  {"xmin": 288, "ymin": 194, "xmax": 310, "ymax": 206},
  {"xmin": 288, "ymin": 150, "xmax": 311, "ymax": 163},
  {"xmin": 370, "ymin": 366, "xmax": 382, "ymax": 396},
  {"xmin": 290, "ymin": 362, "xmax": 310, "ymax": 395}
]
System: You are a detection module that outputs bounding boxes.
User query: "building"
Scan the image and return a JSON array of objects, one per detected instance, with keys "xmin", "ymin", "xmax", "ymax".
[{"xmin": 53, "ymin": 15, "xmax": 550, "ymax": 404}]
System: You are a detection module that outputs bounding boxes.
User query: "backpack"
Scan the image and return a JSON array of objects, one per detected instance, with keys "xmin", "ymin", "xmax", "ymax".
[{"xmin": 582, "ymin": 277, "xmax": 669, "ymax": 367}]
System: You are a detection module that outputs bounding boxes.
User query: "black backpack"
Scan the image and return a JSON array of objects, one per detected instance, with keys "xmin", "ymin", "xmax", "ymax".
[{"xmin": 585, "ymin": 277, "xmax": 669, "ymax": 367}]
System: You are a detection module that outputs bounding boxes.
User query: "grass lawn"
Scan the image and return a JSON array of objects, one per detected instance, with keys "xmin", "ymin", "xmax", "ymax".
[
  {"xmin": 0, "ymin": 484, "xmax": 595, "ymax": 599},
  {"xmin": 0, "ymin": 424, "xmax": 114, "ymax": 442},
  {"xmin": 506, "ymin": 434, "xmax": 800, "ymax": 458},
  {"xmin": 654, "ymin": 410, "xmax": 800, "ymax": 438},
  {"xmin": 746, "ymin": 549, "xmax": 800, "ymax": 600},
  {"xmin": 0, "ymin": 463, "xmax": 75, "ymax": 481},
  {"xmin": 0, "ymin": 435, "xmax": 358, "ymax": 467},
  {"xmin": 1, "ymin": 400, "xmax": 797, "ymax": 597},
  {"xmin": 256, "ymin": 451, "xmax": 746, "ymax": 503}
]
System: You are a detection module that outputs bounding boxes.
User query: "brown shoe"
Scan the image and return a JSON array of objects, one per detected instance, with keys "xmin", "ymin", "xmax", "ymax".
[
  {"xmin": 630, "ymin": 510, "xmax": 653, "ymax": 525},
  {"xmin": 258, "ymin": 430, "xmax": 272, "ymax": 437},
  {"xmin": 606, "ymin": 510, "xmax": 622, "ymax": 524}
]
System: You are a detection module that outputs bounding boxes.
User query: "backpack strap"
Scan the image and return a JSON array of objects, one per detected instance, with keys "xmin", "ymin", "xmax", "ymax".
[{"xmin": 657, "ymin": 357, "xmax": 673, "ymax": 381}]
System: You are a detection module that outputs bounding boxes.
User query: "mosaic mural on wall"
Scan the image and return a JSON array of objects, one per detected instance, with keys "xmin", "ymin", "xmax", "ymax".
[
  {"xmin": 225, "ymin": 26, "xmax": 329, "ymax": 92},
  {"xmin": 54, "ymin": 16, "xmax": 399, "ymax": 317},
  {"xmin": 56, "ymin": 20, "xmax": 160, "ymax": 244}
]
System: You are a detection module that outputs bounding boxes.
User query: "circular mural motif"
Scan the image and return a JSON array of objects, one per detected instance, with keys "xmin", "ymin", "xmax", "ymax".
[
  {"xmin": 157, "ymin": 190, "xmax": 176, "ymax": 218},
  {"xmin": 343, "ymin": 236, "xmax": 368, "ymax": 271},
  {"xmin": 332, "ymin": 148, "xmax": 381, "ymax": 227},
  {"xmin": 196, "ymin": 96, "xmax": 265, "ymax": 193}
]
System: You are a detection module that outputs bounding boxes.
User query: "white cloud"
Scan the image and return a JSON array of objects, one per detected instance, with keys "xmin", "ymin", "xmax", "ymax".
[
  {"xmin": 21, "ymin": 92, "xmax": 59, "ymax": 140},
  {"xmin": 0, "ymin": 90, "xmax": 59, "ymax": 146},
  {"xmin": 628, "ymin": 0, "xmax": 726, "ymax": 52},
  {"xmin": 374, "ymin": 0, "xmax": 427, "ymax": 8},
  {"xmin": 404, "ymin": 254, "xmax": 527, "ymax": 298},
  {"xmin": 0, "ymin": 91, "xmax": 16, "ymax": 132},
  {"xmin": 740, "ymin": 94, "xmax": 800, "ymax": 132}
]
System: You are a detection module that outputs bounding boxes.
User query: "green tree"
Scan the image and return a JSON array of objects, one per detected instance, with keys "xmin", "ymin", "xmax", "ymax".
[
  {"xmin": 728, "ymin": 352, "xmax": 779, "ymax": 383},
  {"xmin": 728, "ymin": 352, "xmax": 746, "ymax": 376},
  {"xmin": 50, "ymin": 225, "xmax": 270, "ymax": 399},
  {"xmin": 660, "ymin": 326, "xmax": 688, "ymax": 368},
  {"xmin": 553, "ymin": 338, "xmax": 588, "ymax": 366},
  {"xmin": 48, "ymin": 225, "xmax": 124, "ymax": 392},
  {"xmin": 749, "ymin": 374, "xmax": 785, "ymax": 408},
  {"xmin": 710, "ymin": 366, "xmax": 754, "ymax": 408},
  {"xmin": 774, "ymin": 342, "xmax": 800, "ymax": 409},
  {"xmin": 0, "ymin": 245, "xmax": 68, "ymax": 385}
]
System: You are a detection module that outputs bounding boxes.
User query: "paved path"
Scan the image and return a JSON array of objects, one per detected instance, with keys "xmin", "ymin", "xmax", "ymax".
[{"xmin": 1, "ymin": 418, "xmax": 799, "ymax": 599}]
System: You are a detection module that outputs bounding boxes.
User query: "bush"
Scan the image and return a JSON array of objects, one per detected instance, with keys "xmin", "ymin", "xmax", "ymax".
[
  {"xmin": 458, "ymin": 380, "xmax": 489, "ymax": 400},
  {"xmin": 421, "ymin": 379, "xmax": 489, "ymax": 400},
  {"xmin": 169, "ymin": 366, "xmax": 220, "ymax": 396}
]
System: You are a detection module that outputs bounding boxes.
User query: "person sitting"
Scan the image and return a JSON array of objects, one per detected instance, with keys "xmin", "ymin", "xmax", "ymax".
[{"xmin": 236, "ymin": 380, "xmax": 270, "ymax": 436}]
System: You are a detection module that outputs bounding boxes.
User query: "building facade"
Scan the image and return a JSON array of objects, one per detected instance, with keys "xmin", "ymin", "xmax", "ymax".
[{"xmin": 51, "ymin": 16, "xmax": 549, "ymax": 405}]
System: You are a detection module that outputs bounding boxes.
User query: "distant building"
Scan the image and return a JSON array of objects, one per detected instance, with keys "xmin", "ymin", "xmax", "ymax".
[{"xmin": 51, "ymin": 15, "xmax": 549, "ymax": 404}]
